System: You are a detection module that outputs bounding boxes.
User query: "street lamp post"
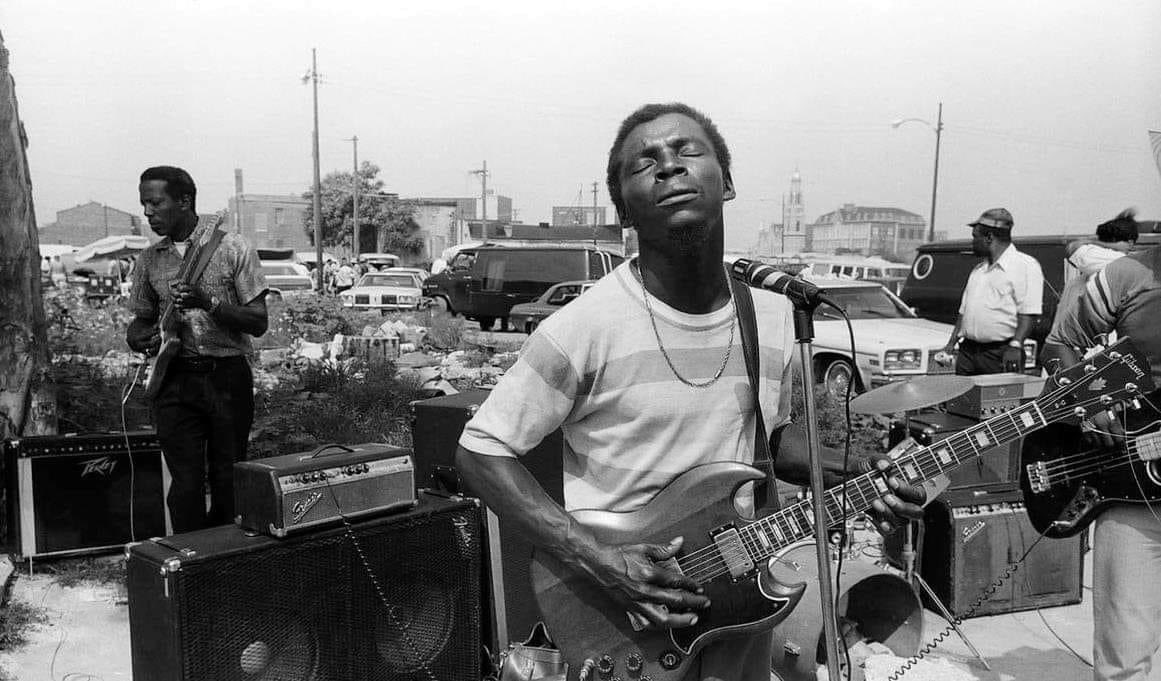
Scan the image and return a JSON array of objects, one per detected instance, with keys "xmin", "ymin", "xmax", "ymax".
[{"xmin": 892, "ymin": 102, "xmax": 943, "ymax": 242}]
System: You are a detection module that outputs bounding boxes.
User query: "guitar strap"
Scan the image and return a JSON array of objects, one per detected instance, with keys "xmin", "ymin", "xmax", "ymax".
[
  {"xmin": 187, "ymin": 228, "xmax": 226, "ymax": 287},
  {"xmin": 728, "ymin": 275, "xmax": 779, "ymax": 511}
]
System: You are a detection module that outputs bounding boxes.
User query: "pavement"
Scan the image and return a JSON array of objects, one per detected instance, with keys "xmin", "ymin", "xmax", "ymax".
[{"xmin": 0, "ymin": 546, "xmax": 1137, "ymax": 681}]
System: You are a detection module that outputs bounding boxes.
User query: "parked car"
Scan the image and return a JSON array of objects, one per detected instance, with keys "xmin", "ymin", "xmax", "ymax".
[
  {"xmin": 423, "ymin": 245, "xmax": 623, "ymax": 331},
  {"xmin": 809, "ymin": 279, "xmax": 1036, "ymax": 396},
  {"xmin": 339, "ymin": 271, "xmax": 425, "ymax": 312},
  {"xmin": 898, "ymin": 233, "xmax": 1161, "ymax": 358},
  {"xmin": 357, "ymin": 252, "xmax": 402, "ymax": 270},
  {"xmin": 260, "ymin": 261, "xmax": 315, "ymax": 300},
  {"xmin": 509, "ymin": 280, "xmax": 597, "ymax": 333},
  {"xmin": 382, "ymin": 266, "xmax": 430, "ymax": 283}
]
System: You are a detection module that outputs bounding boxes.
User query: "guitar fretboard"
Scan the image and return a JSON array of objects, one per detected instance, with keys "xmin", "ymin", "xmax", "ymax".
[{"xmin": 737, "ymin": 401, "xmax": 1047, "ymax": 561}]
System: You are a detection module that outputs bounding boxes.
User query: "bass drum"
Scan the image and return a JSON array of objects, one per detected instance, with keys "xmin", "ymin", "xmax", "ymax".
[{"xmin": 769, "ymin": 542, "xmax": 922, "ymax": 681}]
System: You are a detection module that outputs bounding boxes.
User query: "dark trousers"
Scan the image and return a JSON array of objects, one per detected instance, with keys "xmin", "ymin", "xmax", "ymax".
[
  {"xmin": 154, "ymin": 355, "xmax": 254, "ymax": 533},
  {"xmin": 955, "ymin": 338, "xmax": 1023, "ymax": 376}
]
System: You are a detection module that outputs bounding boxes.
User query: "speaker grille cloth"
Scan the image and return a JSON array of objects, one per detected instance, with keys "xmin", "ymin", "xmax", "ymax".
[{"xmin": 174, "ymin": 506, "xmax": 481, "ymax": 681}]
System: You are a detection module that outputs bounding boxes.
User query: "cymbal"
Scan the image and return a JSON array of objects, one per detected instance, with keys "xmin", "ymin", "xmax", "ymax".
[{"xmin": 849, "ymin": 375, "xmax": 975, "ymax": 414}]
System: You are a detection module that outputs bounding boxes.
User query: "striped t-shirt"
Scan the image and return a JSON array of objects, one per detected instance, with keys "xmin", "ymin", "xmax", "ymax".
[{"xmin": 459, "ymin": 260, "xmax": 796, "ymax": 513}]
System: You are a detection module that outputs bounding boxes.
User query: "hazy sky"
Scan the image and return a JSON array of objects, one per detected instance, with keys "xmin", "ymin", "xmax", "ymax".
[{"xmin": 4, "ymin": 0, "xmax": 1159, "ymax": 250}]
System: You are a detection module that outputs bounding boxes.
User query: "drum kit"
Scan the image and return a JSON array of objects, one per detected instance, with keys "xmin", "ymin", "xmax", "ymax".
[{"xmin": 771, "ymin": 375, "xmax": 991, "ymax": 681}]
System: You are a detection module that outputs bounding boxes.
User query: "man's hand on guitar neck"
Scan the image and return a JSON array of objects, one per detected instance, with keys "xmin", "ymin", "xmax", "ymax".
[
  {"xmin": 576, "ymin": 534, "xmax": 710, "ymax": 630},
  {"xmin": 171, "ymin": 282, "xmax": 212, "ymax": 311}
]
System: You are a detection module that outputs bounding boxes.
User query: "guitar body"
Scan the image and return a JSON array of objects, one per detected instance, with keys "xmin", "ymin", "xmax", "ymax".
[
  {"xmin": 530, "ymin": 463, "xmax": 806, "ymax": 681},
  {"xmin": 1020, "ymin": 400, "xmax": 1161, "ymax": 538},
  {"xmin": 144, "ymin": 337, "xmax": 182, "ymax": 399}
]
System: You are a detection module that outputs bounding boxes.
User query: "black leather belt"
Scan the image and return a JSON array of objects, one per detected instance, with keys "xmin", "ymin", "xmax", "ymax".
[{"xmin": 173, "ymin": 355, "xmax": 245, "ymax": 373}]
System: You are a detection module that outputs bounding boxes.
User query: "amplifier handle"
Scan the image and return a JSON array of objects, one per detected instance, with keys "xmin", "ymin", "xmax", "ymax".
[{"xmin": 307, "ymin": 443, "xmax": 356, "ymax": 459}]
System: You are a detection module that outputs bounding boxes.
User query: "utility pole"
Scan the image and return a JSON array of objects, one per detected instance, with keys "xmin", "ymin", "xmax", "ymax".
[
  {"xmin": 591, "ymin": 181, "xmax": 599, "ymax": 227},
  {"xmin": 348, "ymin": 135, "xmax": 359, "ymax": 259},
  {"xmin": 307, "ymin": 48, "xmax": 323, "ymax": 291},
  {"xmin": 928, "ymin": 102, "xmax": 944, "ymax": 242},
  {"xmin": 780, "ymin": 193, "xmax": 786, "ymax": 254},
  {"xmin": 470, "ymin": 161, "xmax": 489, "ymax": 239}
]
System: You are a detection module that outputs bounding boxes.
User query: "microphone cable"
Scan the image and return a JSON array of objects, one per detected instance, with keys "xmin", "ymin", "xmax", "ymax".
[{"xmin": 119, "ymin": 358, "xmax": 148, "ymax": 543}]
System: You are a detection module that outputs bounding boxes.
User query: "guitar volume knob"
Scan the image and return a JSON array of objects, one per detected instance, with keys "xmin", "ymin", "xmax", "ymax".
[
  {"xmin": 625, "ymin": 651, "xmax": 643, "ymax": 675},
  {"xmin": 597, "ymin": 654, "xmax": 615, "ymax": 679},
  {"xmin": 657, "ymin": 650, "xmax": 682, "ymax": 670}
]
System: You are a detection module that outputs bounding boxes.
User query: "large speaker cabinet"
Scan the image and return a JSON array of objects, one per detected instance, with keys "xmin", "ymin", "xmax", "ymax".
[
  {"xmin": 127, "ymin": 493, "xmax": 482, "ymax": 681},
  {"xmin": 410, "ymin": 390, "xmax": 564, "ymax": 653},
  {"xmin": 901, "ymin": 489, "xmax": 1085, "ymax": 618},
  {"xmin": 3, "ymin": 431, "xmax": 170, "ymax": 558}
]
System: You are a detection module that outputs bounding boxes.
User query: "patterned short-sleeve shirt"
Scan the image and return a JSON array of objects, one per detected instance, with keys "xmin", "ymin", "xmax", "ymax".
[{"xmin": 128, "ymin": 230, "xmax": 268, "ymax": 357}]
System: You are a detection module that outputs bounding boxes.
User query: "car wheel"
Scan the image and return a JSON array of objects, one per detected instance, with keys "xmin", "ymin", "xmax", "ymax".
[
  {"xmin": 525, "ymin": 321, "xmax": 538, "ymax": 334},
  {"xmin": 477, "ymin": 316, "xmax": 495, "ymax": 331},
  {"xmin": 822, "ymin": 359, "xmax": 856, "ymax": 398},
  {"xmin": 430, "ymin": 296, "xmax": 452, "ymax": 314},
  {"xmin": 499, "ymin": 317, "xmax": 511, "ymax": 332}
]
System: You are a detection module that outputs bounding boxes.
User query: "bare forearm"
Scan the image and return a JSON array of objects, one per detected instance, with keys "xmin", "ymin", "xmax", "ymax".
[
  {"xmin": 1013, "ymin": 314, "xmax": 1036, "ymax": 343},
  {"xmin": 770, "ymin": 424, "xmax": 856, "ymax": 488},
  {"xmin": 454, "ymin": 446, "xmax": 601, "ymax": 567},
  {"xmin": 211, "ymin": 301, "xmax": 267, "ymax": 337}
]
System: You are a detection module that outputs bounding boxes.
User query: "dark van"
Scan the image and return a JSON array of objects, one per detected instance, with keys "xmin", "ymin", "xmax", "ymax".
[
  {"xmin": 900, "ymin": 233, "xmax": 1161, "ymax": 350},
  {"xmin": 424, "ymin": 245, "xmax": 624, "ymax": 330}
]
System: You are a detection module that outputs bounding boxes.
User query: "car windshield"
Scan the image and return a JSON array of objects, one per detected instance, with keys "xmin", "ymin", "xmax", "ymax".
[
  {"xmin": 261, "ymin": 264, "xmax": 304, "ymax": 277},
  {"xmin": 815, "ymin": 287, "xmax": 915, "ymax": 320},
  {"xmin": 360, "ymin": 274, "xmax": 415, "ymax": 288}
]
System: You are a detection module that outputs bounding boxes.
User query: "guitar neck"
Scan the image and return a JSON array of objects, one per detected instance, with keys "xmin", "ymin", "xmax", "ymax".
[{"xmin": 735, "ymin": 400, "xmax": 1048, "ymax": 562}]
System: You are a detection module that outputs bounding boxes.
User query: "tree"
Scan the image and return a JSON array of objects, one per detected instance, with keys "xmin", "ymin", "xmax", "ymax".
[
  {"xmin": 301, "ymin": 162, "xmax": 424, "ymax": 257},
  {"xmin": 0, "ymin": 31, "xmax": 54, "ymax": 439}
]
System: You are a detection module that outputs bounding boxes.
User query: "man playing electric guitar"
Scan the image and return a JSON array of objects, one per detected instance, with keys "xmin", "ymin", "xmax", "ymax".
[
  {"xmin": 126, "ymin": 166, "xmax": 268, "ymax": 533},
  {"xmin": 1043, "ymin": 208, "xmax": 1161, "ymax": 681},
  {"xmin": 455, "ymin": 104, "xmax": 926, "ymax": 681}
]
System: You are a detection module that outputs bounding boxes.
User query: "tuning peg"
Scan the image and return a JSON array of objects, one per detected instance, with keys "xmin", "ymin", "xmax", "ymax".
[
  {"xmin": 1126, "ymin": 382, "xmax": 1139, "ymax": 394},
  {"xmin": 1084, "ymin": 364, "xmax": 1097, "ymax": 374},
  {"xmin": 1106, "ymin": 409, "xmax": 1117, "ymax": 423},
  {"xmin": 1131, "ymin": 398, "xmax": 1142, "ymax": 410},
  {"xmin": 1108, "ymin": 351, "xmax": 1123, "ymax": 360},
  {"xmin": 1073, "ymin": 407, "xmax": 1088, "ymax": 419}
]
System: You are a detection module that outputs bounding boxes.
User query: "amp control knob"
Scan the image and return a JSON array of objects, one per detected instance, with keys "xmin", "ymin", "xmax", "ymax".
[{"xmin": 657, "ymin": 650, "xmax": 682, "ymax": 671}]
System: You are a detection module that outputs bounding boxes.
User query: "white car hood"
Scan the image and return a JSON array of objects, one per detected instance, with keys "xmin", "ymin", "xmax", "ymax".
[
  {"xmin": 347, "ymin": 286, "xmax": 420, "ymax": 296},
  {"xmin": 815, "ymin": 317, "xmax": 953, "ymax": 351}
]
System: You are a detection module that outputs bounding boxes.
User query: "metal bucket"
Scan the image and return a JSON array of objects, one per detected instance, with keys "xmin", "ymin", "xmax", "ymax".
[{"xmin": 769, "ymin": 542, "xmax": 922, "ymax": 681}]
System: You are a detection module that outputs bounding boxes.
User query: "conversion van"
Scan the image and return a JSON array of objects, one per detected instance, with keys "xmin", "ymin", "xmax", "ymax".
[
  {"xmin": 423, "ymin": 245, "xmax": 624, "ymax": 330},
  {"xmin": 899, "ymin": 233, "xmax": 1161, "ymax": 352}
]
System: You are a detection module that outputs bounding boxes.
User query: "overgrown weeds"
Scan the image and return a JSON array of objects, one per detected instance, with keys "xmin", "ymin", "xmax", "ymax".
[
  {"xmin": 0, "ymin": 600, "xmax": 49, "ymax": 652},
  {"xmin": 45, "ymin": 556, "xmax": 127, "ymax": 589}
]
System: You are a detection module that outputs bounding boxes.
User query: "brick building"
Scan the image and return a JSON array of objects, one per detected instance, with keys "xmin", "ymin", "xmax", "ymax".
[
  {"xmin": 808, "ymin": 204, "xmax": 937, "ymax": 261},
  {"xmin": 38, "ymin": 201, "xmax": 140, "ymax": 246}
]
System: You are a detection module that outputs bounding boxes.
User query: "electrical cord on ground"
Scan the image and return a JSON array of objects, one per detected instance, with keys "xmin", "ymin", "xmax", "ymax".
[
  {"xmin": 886, "ymin": 520, "xmax": 1052, "ymax": 680},
  {"xmin": 1035, "ymin": 608, "xmax": 1093, "ymax": 668},
  {"xmin": 120, "ymin": 359, "xmax": 147, "ymax": 543}
]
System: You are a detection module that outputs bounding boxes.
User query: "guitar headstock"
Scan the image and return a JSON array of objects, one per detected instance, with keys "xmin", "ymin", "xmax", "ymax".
[{"xmin": 1037, "ymin": 337, "xmax": 1155, "ymax": 421}]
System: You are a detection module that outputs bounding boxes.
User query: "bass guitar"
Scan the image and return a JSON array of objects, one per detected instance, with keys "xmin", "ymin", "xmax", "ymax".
[
  {"xmin": 143, "ymin": 211, "xmax": 226, "ymax": 399},
  {"xmin": 530, "ymin": 338, "xmax": 1152, "ymax": 681},
  {"xmin": 1020, "ymin": 387, "xmax": 1161, "ymax": 538}
]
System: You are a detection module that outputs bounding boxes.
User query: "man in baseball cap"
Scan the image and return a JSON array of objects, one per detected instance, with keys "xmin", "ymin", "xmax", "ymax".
[{"xmin": 937, "ymin": 207, "xmax": 1044, "ymax": 375}]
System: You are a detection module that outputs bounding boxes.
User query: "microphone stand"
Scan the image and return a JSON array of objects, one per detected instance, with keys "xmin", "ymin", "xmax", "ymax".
[{"xmin": 791, "ymin": 300, "xmax": 844, "ymax": 681}]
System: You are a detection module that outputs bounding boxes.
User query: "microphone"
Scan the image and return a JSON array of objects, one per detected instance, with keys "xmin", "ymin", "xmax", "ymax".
[{"xmin": 730, "ymin": 258, "xmax": 831, "ymax": 307}]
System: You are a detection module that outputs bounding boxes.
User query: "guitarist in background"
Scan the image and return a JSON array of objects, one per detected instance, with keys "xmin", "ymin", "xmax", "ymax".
[
  {"xmin": 455, "ymin": 104, "xmax": 925, "ymax": 681},
  {"xmin": 1043, "ymin": 208, "xmax": 1161, "ymax": 681},
  {"xmin": 126, "ymin": 166, "xmax": 268, "ymax": 533}
]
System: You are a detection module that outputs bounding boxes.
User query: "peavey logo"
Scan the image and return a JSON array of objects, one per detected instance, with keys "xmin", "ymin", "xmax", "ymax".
[
  {"xmin": 291, "ymin": 491, "xmax": 324, "ymax": 524},
  {"xmin": 961, "ymin": 519, "xmax": 986, "ymax": 545},
  {"xmin": 79, "ymin": 456, "xmax": 117, "ymax": 477}
]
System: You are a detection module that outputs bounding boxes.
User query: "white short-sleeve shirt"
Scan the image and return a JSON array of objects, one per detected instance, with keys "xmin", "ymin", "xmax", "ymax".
[{"xmin": 958, "ymin": 244, "xmax": 1043, "ymax": 342}]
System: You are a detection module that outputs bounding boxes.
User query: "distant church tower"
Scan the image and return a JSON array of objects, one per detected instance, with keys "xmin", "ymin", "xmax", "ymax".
[{"xmin": 782, "ymin": 170, "xmax": 806, "ymax": 255}]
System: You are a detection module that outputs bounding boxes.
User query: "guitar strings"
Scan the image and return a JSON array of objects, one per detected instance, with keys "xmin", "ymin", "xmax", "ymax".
[{"xmin": 676, "ymin": 369, "xmax": 1132, "ymax": 583}]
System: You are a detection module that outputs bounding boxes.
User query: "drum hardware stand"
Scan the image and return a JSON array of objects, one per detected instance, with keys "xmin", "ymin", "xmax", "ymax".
[{"xmin": 894, "ymin": 408, "xmax": 992, "ymax": 672}]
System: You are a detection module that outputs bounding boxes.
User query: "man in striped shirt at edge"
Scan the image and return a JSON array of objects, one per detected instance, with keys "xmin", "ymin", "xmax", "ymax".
[
  {"xmin": 1043, "ymin": 209, "xmax": 1161, "ymax": 681},
  {"xmin": 454, "ymin": 103, "xmax": 926, "ymax": 681}
]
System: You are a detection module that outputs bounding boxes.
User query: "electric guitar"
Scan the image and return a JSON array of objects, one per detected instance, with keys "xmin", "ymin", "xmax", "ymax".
[
  {"xmin": 1020, "ymin": 387, "xmax": 1161, "ymax": 538},
  {"xmin": 530, "ymin": 338, "xmax": 1152, "ymax": 681},
  {"xmin": 143, "ymin": 211, "xmax": 226, "ymax": 399}
]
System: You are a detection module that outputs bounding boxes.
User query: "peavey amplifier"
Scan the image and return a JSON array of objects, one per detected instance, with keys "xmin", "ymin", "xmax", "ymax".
[
  {"xmin": 3, "ymin": 431, "xmax": 170, "ymax": 559},
  {"xmin": 233, "ymin": 443, "xmax": 416, "ymax": 537}
]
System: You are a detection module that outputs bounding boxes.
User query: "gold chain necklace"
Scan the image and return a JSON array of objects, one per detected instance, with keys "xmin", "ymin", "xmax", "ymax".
[{"xmin": 634, "ymin": 260, "xmax": 736, "ymax": 389}]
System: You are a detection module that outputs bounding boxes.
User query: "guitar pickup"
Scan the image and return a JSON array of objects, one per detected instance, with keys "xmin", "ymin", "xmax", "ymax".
[
  {"xmin": 1026, "ymin": 462, "xmax": 1051, "ymax": 494},
  {"xmin": 711, "ymin": 526, "xmax": 755, "ymax": 580}
]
